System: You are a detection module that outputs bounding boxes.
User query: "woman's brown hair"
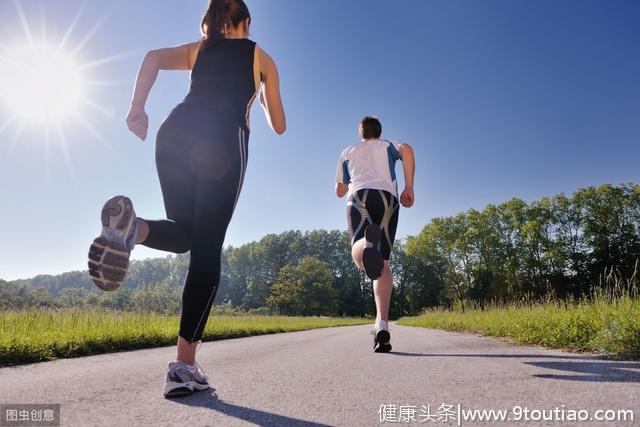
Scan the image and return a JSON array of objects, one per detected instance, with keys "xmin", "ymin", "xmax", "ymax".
[{"xmin": 200, "ymin": 0, "xmax": 251, "ymax": 49}]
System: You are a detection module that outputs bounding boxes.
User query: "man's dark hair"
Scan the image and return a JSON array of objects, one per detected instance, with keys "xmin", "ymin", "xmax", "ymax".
[{"xmin": 360, "ymin": 116, "xmax": 382, "ymax": 140}]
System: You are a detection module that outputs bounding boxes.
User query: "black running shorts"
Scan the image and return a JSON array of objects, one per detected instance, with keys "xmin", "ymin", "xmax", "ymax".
[{"xmin": 347, "ymin": 188, "xmax": 399, "ymax": 260}]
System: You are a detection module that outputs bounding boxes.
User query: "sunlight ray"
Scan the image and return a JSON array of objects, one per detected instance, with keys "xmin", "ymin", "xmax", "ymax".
[
  {"xmin": 44, "ymin": 123, "xmax": 52, "ymax": 180},
  {"xmin": 73, "ymin": 112, "xmax": 115, "ymax": 153},
  {"xmin": 39, "ymin": 2, "xmax": 47, "ymax": 45},
  {"xmin": 78, "ymin": 50, "xmax": 138, "ymax": 71},
  {"xmin": 12, "ymin": 0, "xmax": 36, "ymax": 51},
  {"xmin": 82, "ymin": 98, "xmax": 115, "ymax": 118},
  {"xmin": 57, "ymin": 3, "xmax": 85, "ymax": 53},
  {"xmin": 69, "ymin": 5, "xmax": 115, "ymax": 58},
  {"xmin": 6, "ymin": 118, "xmax": 26, "ymax": 157},
  {"xmin": 0, "ymin": 114, "xmax": 18, "ymax": 135},
  {"xmin": 55, "ymin": 121, "xmax": 77, "ymax": 181},
  {"xmin": 84, "ymin": 79, "xmax": 127, "ymax": 88},
  {"xmin": 0, "ymin": 55, "xmax": 31, "ymax": 74}
]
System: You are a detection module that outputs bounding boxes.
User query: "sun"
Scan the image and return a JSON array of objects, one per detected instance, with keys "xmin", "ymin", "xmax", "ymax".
[
  {"xmin": 0, "ymin": 44, "xmax": 86, "ymax": 123},
  {"xmin": 0, "ymin": 0, "xmax": 131, "ymax": 173}
]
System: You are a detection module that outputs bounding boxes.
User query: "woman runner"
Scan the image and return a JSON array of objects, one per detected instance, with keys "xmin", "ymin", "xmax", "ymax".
[{"xmin": 87, "ymin": 0, "xmax": 286, "ymax": 398}]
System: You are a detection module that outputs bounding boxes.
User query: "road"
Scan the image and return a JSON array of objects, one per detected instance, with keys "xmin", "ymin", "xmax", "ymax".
[{"xmin": 1, "ymin": 323, "xmax": 638, "ymax": 426}]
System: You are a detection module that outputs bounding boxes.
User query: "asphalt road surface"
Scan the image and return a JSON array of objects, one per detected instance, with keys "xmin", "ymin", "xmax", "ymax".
[{"xmin": 1, "ymin": 323, "xmax": 638, "ymax": 426}]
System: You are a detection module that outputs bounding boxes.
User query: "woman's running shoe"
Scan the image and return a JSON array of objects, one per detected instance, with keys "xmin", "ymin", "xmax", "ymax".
[
  {"xmin": 163, "ymin": 360, "xmax": 210, "ymax": 398},
  {"xmin": 88, "ymin": 195, "xmax": 137, "ymax": 291}
]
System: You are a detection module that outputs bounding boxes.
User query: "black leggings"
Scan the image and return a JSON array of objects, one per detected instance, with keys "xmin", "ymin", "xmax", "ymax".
[{"xmin": 140, "ymin": 105, "xmax": 248, "ymax": 343}]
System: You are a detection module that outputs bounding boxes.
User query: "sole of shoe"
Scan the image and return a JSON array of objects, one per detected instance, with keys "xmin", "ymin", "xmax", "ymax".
[
  {"xmin": 88, "ymin": 196, "xmax": 135, "ymax": 292},
  {"xmin": 374, "ymin": 329, "xmax": 392, "ymax": 353},
  {"xmin": 88, "ymin": 237, "xmax": 130, "ymax": 292},
  {"xmin": 163, "ymin": 381, "xmax": 210, "ymax": 398},
  {"xmin": 101, "ymin": 195, "xmax": 134, "ymax": 230},
  {"xmin": 363, "ymin": 224, "xmax": 384, "ymax": 280}
]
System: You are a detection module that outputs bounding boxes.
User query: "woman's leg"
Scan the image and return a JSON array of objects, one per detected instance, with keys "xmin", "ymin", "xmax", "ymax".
[
  {"xmin": 137, "ymin": 117, "xmax": 198, "ymax": 254},
  {"xmin": 176, "ymin": 127, "xmax": 248, "ymax": 364},
  {"xmin": 176, "ymin": 336, "xmax": 200, "ymax": 366},
  {"xmin": 134, "ymin": 217, "xmax": 189, "ymax": 252},
  {"xmin": 134, "ymin": 218, "xmax": 149, "ymax": 244},
  {"xmin": 137, "ymin": 218, "xmax": 192, "ymax": 253}
]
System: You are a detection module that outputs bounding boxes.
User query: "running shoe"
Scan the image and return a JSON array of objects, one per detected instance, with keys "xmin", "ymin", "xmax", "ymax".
[
  {"xmin": 362, "ymin": 224, "xmax": 384, "ymax": 280},
  {"xmin": 163, "ymin": 360, "xmax": 210, "ymax": 398},
  {"xmin": 88, "ymin": 195, "xmax": 137, "ymax": 292},
  {"xmin": 371, "ymin": 325, "xmax": 392, "ymax": 353}
]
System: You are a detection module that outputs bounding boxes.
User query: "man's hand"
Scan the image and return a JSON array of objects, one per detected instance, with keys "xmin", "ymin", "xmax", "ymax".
[
  {"xmin": 336, "ymin": 183, "xmax": 348, "ymax": 198},
  {"xmin": 400, "ymin": 186, "xmax": 414, "ymax": 208},
  {"xmin": 398, "ymin": 143, "xmax": 415, "ymax": 208},
  {"xmin": 125, "ymin": 106, "xmax": 149, "ymax": 141}
]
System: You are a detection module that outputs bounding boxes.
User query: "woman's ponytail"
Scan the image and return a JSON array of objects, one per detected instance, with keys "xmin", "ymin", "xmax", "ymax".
[{"xmin": 200, "ymin": 0, "xmax": 250, "ymax": 50}]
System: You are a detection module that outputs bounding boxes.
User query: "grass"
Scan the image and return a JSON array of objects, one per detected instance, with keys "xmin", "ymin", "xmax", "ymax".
[
  {"xmin": 0, "ymin": 308, "xmax": 370, "ymax": 366},
  {"xmin": 397, "ymin": 294, "xmax": 640, "ymax": 358}
]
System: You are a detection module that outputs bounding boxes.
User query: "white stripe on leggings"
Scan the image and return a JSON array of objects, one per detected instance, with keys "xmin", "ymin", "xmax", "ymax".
[
  {"xmin": 233, "ymin": 127, "xmax": 247, "ymax": 212},
  {"xmin": 190, "ymin": 127, "xmax": 247, "ymax": 342}
]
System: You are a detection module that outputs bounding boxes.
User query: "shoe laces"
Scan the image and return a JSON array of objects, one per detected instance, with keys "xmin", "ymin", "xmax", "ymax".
[
  {"xmin": 170, "ymin": 360, "xmax": 208, "ymax": 382},
  {"xmin": 193, "ymin": 361, "xmax": 209, "ymax": 382}
]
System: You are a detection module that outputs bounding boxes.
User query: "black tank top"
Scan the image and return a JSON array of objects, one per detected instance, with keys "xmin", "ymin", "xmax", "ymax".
[{"xmin": 181, "ymin": 39, "xmax": 257, "ymax": 128}]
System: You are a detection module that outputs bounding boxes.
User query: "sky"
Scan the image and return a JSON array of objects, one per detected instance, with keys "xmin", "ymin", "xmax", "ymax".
[{"xmin": 0, "ymin": 0, "xmax": 639, "ymax": 281}]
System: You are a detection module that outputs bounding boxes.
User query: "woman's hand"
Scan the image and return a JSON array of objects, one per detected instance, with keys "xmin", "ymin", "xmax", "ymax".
[
  {"xmin": 125, "ymin": 106, "xmax": 149, "ymax": 141},
  {"xmin": 125, "ymin": 41, "xmax": 199, "ymax": 141}
]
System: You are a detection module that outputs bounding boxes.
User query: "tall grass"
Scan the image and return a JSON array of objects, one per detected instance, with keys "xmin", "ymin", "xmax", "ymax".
[
  {"xmin": 0, "ymin": 308, "xmax": 369, "ymax": 366},
  {"xmin": 398, "ymin": 292, "xmax": 640, "ymax": 357},
  {"xmin": 399, "ymin": 263, "xmax": 640, "ymax": 357}
]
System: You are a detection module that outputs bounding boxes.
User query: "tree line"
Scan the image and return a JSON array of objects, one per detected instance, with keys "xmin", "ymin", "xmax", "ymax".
[
  {"xmin": 3, "ymin": 183, "xmax": 639, "ymax": 317},
  {"xmin": 402, "ymin": 183, "xmax": 640, "ymax": 311}
]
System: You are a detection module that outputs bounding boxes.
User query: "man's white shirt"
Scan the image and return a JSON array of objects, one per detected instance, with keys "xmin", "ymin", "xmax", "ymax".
[{"xmin": 335, "ymin": 139, "xmax": 403, "ymax": 199}]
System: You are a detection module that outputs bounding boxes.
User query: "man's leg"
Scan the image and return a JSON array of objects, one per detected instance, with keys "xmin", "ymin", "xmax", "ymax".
[
  {"xmin": 351, "ymin": 237, "xmax": 366, "ymax": 269},
  {"xmin": 371, "ymin": 258, "xmax": 393, "ymax": 353},
  {"xmin": 374, "ymin": 260, "xmax": 392, "ymax": 323},
  {"xmin": 352, "ymin": 226, "xmax": 392, "ymax": 324}
]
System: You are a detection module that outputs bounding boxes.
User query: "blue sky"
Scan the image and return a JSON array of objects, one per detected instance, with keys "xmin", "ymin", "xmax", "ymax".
[{"xmin": 1, "ymin": 0, "xmax": 639, "ymax": 280}]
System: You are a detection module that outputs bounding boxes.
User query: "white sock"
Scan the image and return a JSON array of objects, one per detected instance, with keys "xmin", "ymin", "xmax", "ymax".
[{"xmin": 376, "ymin": 320, "xmax": 388, "ymax": 330}]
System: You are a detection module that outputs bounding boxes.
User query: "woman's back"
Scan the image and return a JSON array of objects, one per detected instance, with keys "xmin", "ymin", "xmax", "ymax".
[{"xmin": 181, "ymin": 39, "xmax": 258, "ymax": 128}]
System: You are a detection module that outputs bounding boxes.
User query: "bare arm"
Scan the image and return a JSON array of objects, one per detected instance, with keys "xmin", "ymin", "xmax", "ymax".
[
  {"xmin": 399, "ymin": 143, "xmax": 415, "ymax": 207},
  {"xmin": 335, "ymin": 183, "xmax": 348, "ymax": 198},
  {"xmin": 126, "ymin": 41, "xmax": 200, "ymax": 140},
  {"xmin": 257, "ymin": 45, "xmax": 286, "ymax": 135}
]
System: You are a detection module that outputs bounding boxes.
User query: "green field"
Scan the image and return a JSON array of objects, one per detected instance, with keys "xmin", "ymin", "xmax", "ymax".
[
  {"xmin": 398, "ymin": 294, "xmax": 640, "ymax": 358},
  {"xmin": 0, "ymin": 308, "xmax": 369, "ymax": 366}
]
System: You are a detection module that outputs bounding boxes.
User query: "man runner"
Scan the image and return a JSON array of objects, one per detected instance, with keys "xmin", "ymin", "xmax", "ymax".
[{"xmin": 335, "ymin": 116, "xmax": 415, "ymax": 353}]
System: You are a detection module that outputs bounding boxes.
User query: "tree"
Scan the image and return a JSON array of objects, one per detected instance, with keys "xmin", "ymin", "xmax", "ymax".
[
  {"xmin": 131, "ymin": 283, "xmax": 181, "ymax": 314},
  {"xmin": 57, "ymin": 288, "xmax": 93, "ymax": 308},
  {"xmin": 266, "ymin": 257, "xmax": 339, "ymax": 316}
]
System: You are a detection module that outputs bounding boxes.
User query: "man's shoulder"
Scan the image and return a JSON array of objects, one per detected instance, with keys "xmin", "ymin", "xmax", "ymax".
[
  {"xmin": 380, "ymin": 138, "xmax": 402, "ymax": 147},
  {"xmin": 339, "ymin": 143, "xmax": 359, "ymax": 158}
]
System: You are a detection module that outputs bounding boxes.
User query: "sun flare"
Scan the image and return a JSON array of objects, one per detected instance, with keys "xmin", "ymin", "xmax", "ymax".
[
  {"xmin": 0, "ymin": 0, "xmax": 131, "ymax": 173},
  {"xmin": 0, "ymin": 44, "xmax": 86, "ymax": 123}
]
